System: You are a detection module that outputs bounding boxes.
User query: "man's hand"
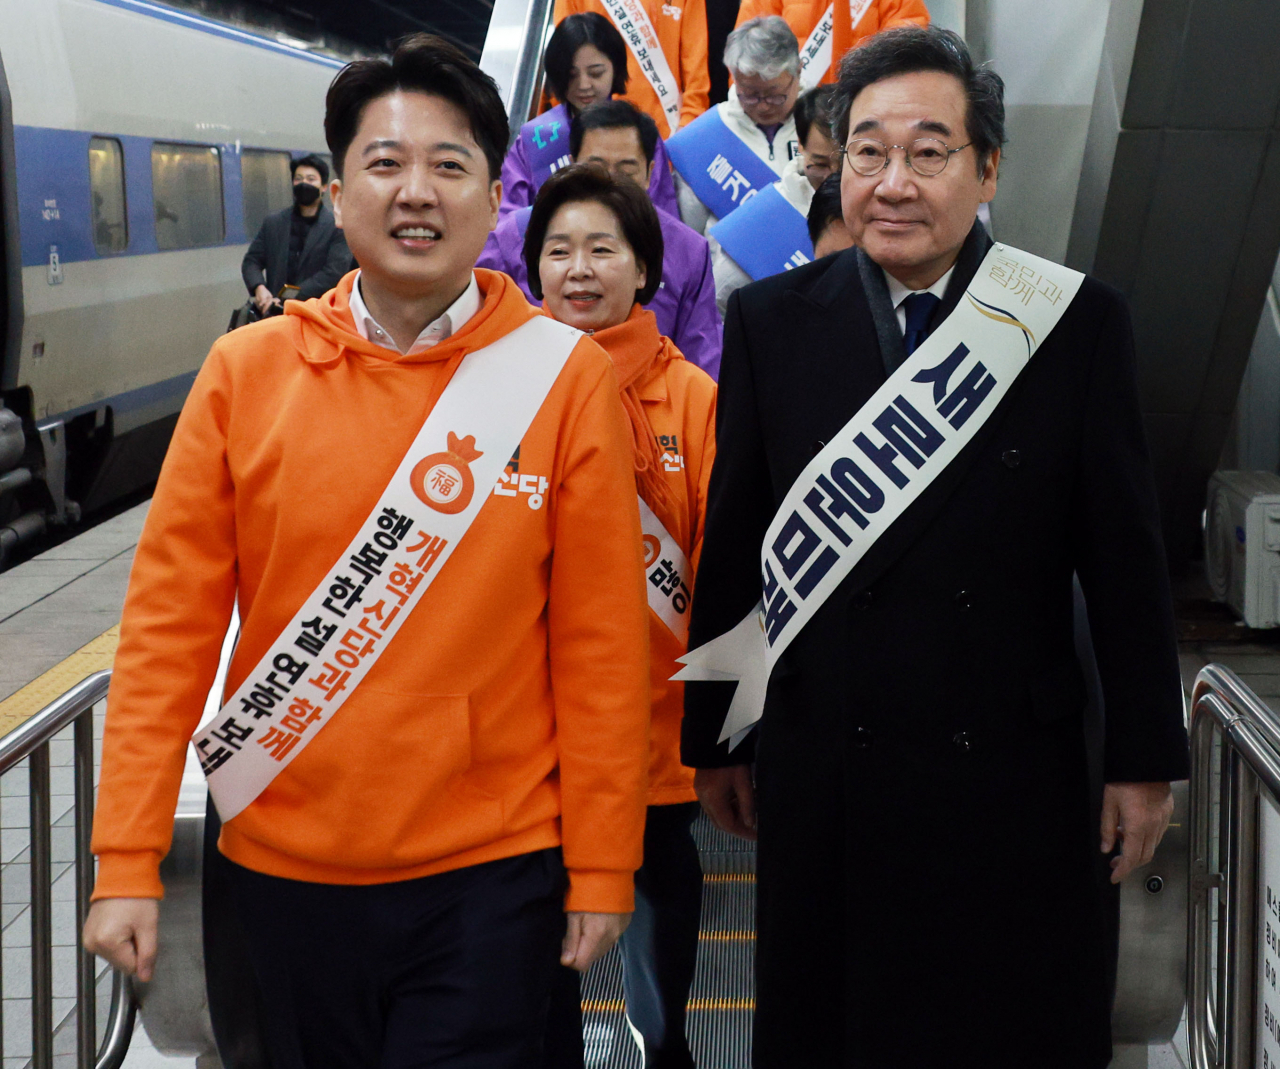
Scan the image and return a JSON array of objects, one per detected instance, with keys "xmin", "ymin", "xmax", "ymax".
[
  {"xmin": 82, "ymin": 898, "xmax": 160, "ymax": 981},
  {"xmin": 253, "ymin": 285, "xmax": 277, "ymax": 316},
  {"xmin": 695, "ymin": 765, "xmax": 757, "ymax": 841},
  {"xmin": 561, "ymin": 912, "xmax": 630, "ymax": 972},
  {"xmin": 1101, "ymin": 781, "xmax": 1174, "ymax": 884}
]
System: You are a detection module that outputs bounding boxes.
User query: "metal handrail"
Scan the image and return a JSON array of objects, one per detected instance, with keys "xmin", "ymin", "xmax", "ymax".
[
  {"xmin": 1188, "ymin": 665, "xmax": 1280, "ymax": 1069},
  {"xmin": 0, "ymin": 669, "xmax": 135, "ymax": 1069},
  {"xmin": 480, "ymin": 0, "xmax": 556, "ymax": 146}
]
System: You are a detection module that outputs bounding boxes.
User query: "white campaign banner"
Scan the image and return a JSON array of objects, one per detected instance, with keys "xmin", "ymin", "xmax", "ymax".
[
  {"xmin": 674, "ymin": 243, "xmax": 1085, "ymax": 748},
  {"xmin": 601, "ymin": 0, "xmax": 684, "ymax": 134},
  {"xmin": 640, "ymin": 496, "xmax": 692, "ymax": 644},
  {"xmin": 798, "ymin": 4, "xmax": 834, "ymax": 90},
  {"xmin": 799, "ymin": 0, "xmax": 876, "ymax": 89},
  {"xmin": 191, "ymin": 315, "xmax": 579, "ymax": 821}
]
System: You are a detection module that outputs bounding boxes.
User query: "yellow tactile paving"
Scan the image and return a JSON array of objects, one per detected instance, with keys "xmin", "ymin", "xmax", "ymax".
[{"xmin": 0, "ymin": 625, "xmax": 118, "ymax": 738}]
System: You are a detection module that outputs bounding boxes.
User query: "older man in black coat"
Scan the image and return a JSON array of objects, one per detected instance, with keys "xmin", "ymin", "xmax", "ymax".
[{"xmin": 682, "ymin": 27, "xmax": 1189, "ymax": 1069}]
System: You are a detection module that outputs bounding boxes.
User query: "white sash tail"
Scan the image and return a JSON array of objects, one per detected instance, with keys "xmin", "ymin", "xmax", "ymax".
[
  {"xmin": 600, "ymin": 0, "xmax": 684, "ymax": 134},
  {"xmin": 798, "ymin": 4, "xmax": 835, "ymax": 90},
  {"xmin": 192, "ymin": 315, "xmax": 580, "ymax": 821},
  {"xmin": 674, "ymin": 244, "xmax": 1085, "ymax": 749},
  {"xmin": 639, "ymin": 496, "xmax": 692, "ymax": 644}
]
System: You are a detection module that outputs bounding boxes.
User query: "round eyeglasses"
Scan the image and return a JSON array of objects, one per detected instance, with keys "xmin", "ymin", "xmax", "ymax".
[
  {"xmin": 844, "ymin": 137, "xmax": 972, "ymax": 177},
  {"xmin": 737, "ymin": 91, "xmax": 791, "ymax": 107}
]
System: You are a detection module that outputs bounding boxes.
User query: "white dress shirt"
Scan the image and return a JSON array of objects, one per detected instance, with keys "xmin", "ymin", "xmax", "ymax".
[
  {"xmin": 348, "ymin": 271, "xmax": 481, "ymax": 355},
  {"xmin": 883, "ymin": 265, "xmax": 955, "ymax": 335}
]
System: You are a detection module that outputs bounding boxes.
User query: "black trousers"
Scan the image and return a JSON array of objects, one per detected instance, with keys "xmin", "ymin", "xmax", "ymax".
[
  {"xmin": 221, "ymin": 848, "xmax": 567, "ymax": 1069},
  {"xmin": 545, "ymin": 802, "xmax": 704, "ymax": 1068}
]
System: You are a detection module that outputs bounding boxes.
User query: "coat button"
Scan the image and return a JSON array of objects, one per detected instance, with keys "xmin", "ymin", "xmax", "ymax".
[
  {"xmin": 854, "ymin": 726, "xmax": 875, "ymax": 749},
  {"xmin": 812, "ymin": 439, "xmax": 827, "ymax": 456},
  {"xmin": 1001, "ymin": 449, "xmax": 1021, "ymax": 469},
  {"xmin": 953, "ymin": 731, "xmax": 972, "ymax": 752},
  {"xmin": 955, "ymin": 589, "xmax": 974, "ymax": 610},
  {"xmin": 853, "ymin": 589, "xmax": 874, "ymax": 609}
]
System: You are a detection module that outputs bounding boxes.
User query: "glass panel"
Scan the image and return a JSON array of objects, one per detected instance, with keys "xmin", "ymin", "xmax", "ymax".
[
  {"xmin": 240, "ymin": 149, "xmax": 293, "ymax": 239},
  {"xmin": 151, "ymin": 142, "xmax": 224, "ymax": 250},
  {"xmin": 88, "ymin": 137, "xmax": 127, "ymax": 255}
]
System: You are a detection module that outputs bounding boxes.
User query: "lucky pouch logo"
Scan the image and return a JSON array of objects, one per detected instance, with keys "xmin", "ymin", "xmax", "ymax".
[{"xmin": 411, "ymin": 432, "xmax": 483, "ymax": 514}]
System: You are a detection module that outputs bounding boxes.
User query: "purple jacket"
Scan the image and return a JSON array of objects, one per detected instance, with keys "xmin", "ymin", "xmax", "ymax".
[
  {"xmin": 478, "ymin": 203, "xmax": 722, "ymax": 380},
  {"xmin": 499, "ymin": 103, "xmax": 680, "ymax": 221}
]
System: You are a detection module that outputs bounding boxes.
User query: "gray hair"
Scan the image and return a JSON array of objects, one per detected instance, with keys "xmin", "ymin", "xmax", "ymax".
[{"xmin": 723, "ymin": 15, "xmax": 800, "ymax": 81}]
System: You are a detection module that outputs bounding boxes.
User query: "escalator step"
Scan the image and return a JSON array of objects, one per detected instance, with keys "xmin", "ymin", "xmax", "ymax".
[{"xmin": 578, "ymin": 815, "xmax": 755, "ymax": 1068}]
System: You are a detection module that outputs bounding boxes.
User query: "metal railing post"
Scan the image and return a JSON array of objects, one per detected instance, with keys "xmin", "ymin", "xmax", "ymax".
[
  {"xmin": 75, "ymin": 711, "xmax": 97, "ymax": 1068},
  {"xmin": 1188, "ymin": 698, "xmax": 1224, "ymax": 1069},
  {"xmin": 1188, "ymin": 667, "xmax": 1280, "ymax": 1069},
  {"xmin": 29, "ymin": 741, "xmax": 53, "ymax": 1069}
]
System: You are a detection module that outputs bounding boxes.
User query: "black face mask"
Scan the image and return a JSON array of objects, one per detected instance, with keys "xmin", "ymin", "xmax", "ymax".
[{"xmin": 293, "ymin": 182, "xmax": 322, "ymax": 207}]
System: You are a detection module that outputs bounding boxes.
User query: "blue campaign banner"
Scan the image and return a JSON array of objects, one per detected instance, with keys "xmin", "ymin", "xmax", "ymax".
[
  {"xmin": 665, "ymin": 107, "xmax": 779, "ymax": 221},
  {"xmin": 709, "ymin": 183, "xmax": 814, "ymax": 281}
]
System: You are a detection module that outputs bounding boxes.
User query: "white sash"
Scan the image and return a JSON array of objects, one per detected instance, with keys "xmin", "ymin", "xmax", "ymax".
[
  {"xmin": 674, "ymin": 243, "xmax": 1084, "ymax": 748},
  {"xmin": 192, "ymin": 315, "xmax": 580, "ymax": 820},
  {"xmin": 601, "ymin": 0, "xmax": 684, "ymax": 134},
  {"xmin": 799, "ymin": 0, "xmax": 876, "ymax": 89},
  {"xmin": 798, "ymin": 4, "xmax": 835, "ymax": 90},
  {"xmin": 639, "ymin": 496, "xmax": 692, "ymax": 644}
]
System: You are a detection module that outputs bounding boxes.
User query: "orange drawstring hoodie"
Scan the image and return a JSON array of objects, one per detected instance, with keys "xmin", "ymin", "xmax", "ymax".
[
  {"xmin": 91, "ymin": 270, "xmax": 651, "ymax": 913},
  {"xmin": 589, "ymin": 306, "xmax": 717, "ymax": 804}
]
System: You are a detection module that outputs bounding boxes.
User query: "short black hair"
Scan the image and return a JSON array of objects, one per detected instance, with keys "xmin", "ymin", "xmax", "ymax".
[
  {"xmin": 794, "ymin": 86, "xmax": 836, "ymax": 148},
  {"xmin": 834, "ymin": 26, "xmax": 1005, "ymax": 172},
  {"xmin": 291, "ymin": 154, "xmax": 329, "ymax": 185},
  {"xmin": 523, "ymin": 163, "xmax": 663, "ymax": 305},
  {"xmin": 544, "ymin": 13, "xmax": 629, "ymax": 105},
  {"xmin": 569, "ymin": 100, "xmax": 659, "ymax": 165},
  {"xmin": 325, "ymin": 33, "xmax": 508, "ymax": 181},
  {"xmin": 807, "ymin": 172, "xmax": 843, "ymax": 247}
]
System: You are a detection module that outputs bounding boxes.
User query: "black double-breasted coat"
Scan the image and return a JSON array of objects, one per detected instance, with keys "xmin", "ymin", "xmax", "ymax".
[{"xmin": 681, "ymin": 224, "xmax": 1190, "ymax": 1068}]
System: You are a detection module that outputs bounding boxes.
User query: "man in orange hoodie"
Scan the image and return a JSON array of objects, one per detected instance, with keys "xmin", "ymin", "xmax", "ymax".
[
  {"xmin": 735, "ymin": 0, "xmax": 929, "ymax": 87},
  {"xmin": 82, "ymin": 35, "xmax": 651, "ymax": 1069}
]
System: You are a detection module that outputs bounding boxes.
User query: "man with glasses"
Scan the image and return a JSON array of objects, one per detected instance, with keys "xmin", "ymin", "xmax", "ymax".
[
  {"xmin": 706, "ymin": 86, "xmax": 837, "ymax": 315},
  {"xmin": 665, "ymin": 16, "xmax": 802, "ymax": 235},
  {"xmin": 682, "ymin": 26, "xmax": 1187, "ymax": 1069}
]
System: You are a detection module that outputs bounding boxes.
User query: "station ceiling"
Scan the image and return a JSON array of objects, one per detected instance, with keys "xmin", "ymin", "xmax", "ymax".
[{"xmin": 188, "ymin": 0, "xmax": 496, "ymax": 60}]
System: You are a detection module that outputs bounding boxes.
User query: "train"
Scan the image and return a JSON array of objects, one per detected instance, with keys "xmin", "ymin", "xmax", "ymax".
[{"xmin": 0, "ymin": 0, "xmax": 349, "ymax": 564}]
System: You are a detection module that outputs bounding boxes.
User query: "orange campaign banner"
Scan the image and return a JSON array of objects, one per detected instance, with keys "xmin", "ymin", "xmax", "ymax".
[{"xmin": 191, "ymin": 315, "xmax": 580, "ymax": 820}]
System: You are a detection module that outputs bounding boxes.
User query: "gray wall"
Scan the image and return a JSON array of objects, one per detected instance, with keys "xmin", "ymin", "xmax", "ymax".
[
  {"xmin": 1078, "ymin": 0, "xmax": 1280, "ymax": 569},
  {"xmin": 967, "ymin": 0, "xmax": 1112, "ymax": 261}
]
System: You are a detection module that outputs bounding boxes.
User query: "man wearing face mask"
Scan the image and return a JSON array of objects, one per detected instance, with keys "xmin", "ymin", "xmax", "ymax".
[{"xmin": 241, "ymin": 154, "xmax": 352, "ymax": 317}]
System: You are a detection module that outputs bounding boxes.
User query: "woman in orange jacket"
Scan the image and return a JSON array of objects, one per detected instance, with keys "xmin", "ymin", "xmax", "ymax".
[
  {"xmin": 554, "ymin": 0, "xmax": 711, "ymax": 139},
  {"xmin": 736, "ymin": 0, "xmax": 929, "ymax": 85},
  {"xmin": 525, "ymin": 163, "xmax": 717, "ymax": 1067}
]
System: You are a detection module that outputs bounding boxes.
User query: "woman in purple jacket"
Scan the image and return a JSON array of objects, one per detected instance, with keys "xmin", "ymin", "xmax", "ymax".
[{"xmin": 500, "ymin": 13, "xmax": 679, "ymax": 219}]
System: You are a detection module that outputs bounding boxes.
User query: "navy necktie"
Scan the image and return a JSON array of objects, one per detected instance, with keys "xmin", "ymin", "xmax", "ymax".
[{"xmin": 902, "ymin": 292, "xmax": 942, "ymax": 356}]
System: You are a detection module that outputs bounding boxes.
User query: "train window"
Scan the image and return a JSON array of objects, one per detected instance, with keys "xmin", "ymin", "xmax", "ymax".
[
  {"xmin": 88, "ymin": 137, "xmax": 128, "ymax": 255},
  {"xmin": 151, "ymin": 142, "xmax": 224, "ymax": 250},
  {"xmin": 241, "ymin": 149, "xmax": 292, "ymax": 239}
]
